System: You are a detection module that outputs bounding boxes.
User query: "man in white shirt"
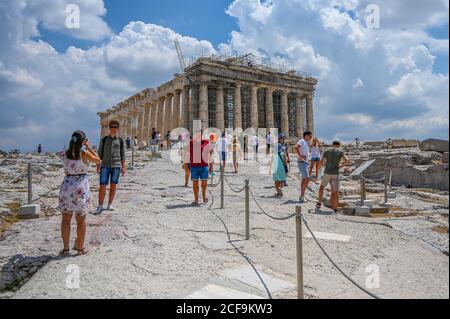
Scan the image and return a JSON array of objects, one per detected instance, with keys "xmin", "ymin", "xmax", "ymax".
[
  {"xmin": 295, "ymin": 130, "xmax": 313, "ymax": 203},
  {"xmin": 266, "ymin": 133, "xmax": 272, "ymax": 155},
  {"xmin": 217, "ymin": 132, "xmax": 230, "ymax": 168},
  {"xmin": 251, "ymin": 134, "xmax": 259, "ymax": 161}
]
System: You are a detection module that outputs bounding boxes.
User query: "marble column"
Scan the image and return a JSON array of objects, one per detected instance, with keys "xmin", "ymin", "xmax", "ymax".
[
  {"xmin": 295, "ymin": 95, "xmax": 304, "ymax": 137},
  {"xmin": 158, "ymin": 97, "xmax": 165, "ymax": 133},
  {"xmin": 125, "ymin": 116, "xmax": 132, "ymax": 138},
  {"xmin": 144, "ymin": 104, "xmax": 151, "ymax": 142},
  {"xmin": 119, "ymin": 117, "xmax": 127, "ymax": 139},
  {"xmin": 216, "ymin": 86, "xmax": 225, "ymax": 132},
  {"xmin": 306, "ymin": 94, "xmax": 315, "ymax": 135},
  {"xmin": 234, "ymin": 83, "xmax": 242, "ymax": 129},
  {"xmin": 100, "ymin": 120, "xmax": 107, "ymax": 138},
  {"xmin": 280, "ymin": 90, "xmax": 289, "ymax": 136},
  {"xmin": 165, "ymin": 94, "xmax": 174, "ymax": 134},
  {"xmin": 199, "ymin": 83, "xmax": 209, "ymax": 130},
  {"xmin": 265, "ymin": 87, "xmax": 274, "ymax": 129},
  {"xmin": 181, "ymin": 86, "xmax": 190, "ymax": 131},
  {"xmin": 173, "ymin": 90, "xmax": 182, "ymax": 129},
  {"xmin": 129, "ymin": 111, "xmax": 138, "ymax": 139},
  {"xmin": 150, "ymin": 102, "xmax": 158, "ymax": 133},
  {"xmin": 139, "ymin": 109, "xmax": 146, "ymax": 146},
  {"xmin": 250, "ymin": 86, "xmax": 259, "ymax": 130}
]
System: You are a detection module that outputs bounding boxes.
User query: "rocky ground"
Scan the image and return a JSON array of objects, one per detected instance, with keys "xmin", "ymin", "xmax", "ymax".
[{"xmin": 0, "ymin": 147, "xmax": 448, "ymax": 299}]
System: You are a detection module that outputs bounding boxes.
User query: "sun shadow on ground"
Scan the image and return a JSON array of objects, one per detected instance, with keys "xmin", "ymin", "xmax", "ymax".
[
  {"xmin": 0, "ymin": 254, "xmax": 57, "ymax": 292},
  {"xmin": 165, "ymin": 204, "xmax": 195, "ymax": 210}
]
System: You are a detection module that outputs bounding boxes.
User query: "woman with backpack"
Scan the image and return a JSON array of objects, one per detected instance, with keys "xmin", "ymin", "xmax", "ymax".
[{"xmin": 58, "ymin": 130, "xmax": 101, "ymax": 256}]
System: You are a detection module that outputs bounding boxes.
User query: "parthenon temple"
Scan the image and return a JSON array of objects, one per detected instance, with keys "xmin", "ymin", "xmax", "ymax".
[{"xmin": 97, "ymin": 55, "xmax": 318, "ymax": 147}]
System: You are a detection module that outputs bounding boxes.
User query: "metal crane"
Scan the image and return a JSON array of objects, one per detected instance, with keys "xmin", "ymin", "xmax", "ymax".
[
  {"xmin": 174, "ymin": 39, "xmax": 186, "ymax": 72},
  {"xmin": 174, "ymin": 39, "xmax": 193, "ymax": 84}
]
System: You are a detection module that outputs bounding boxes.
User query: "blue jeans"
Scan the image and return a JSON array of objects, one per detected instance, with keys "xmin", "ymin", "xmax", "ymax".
[
  {"xmin": 190, "ymin": 166, "xmax": 209, "ymax": 181},
  {"xmin": 100, "ymin": 167, "xmax": 121, "ymax": 186},
  {"xmin": 298, "ymin": 161, "xmax": 310, "ymax": 179}
]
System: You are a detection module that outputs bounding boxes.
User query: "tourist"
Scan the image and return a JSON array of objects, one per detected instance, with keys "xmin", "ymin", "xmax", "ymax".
[
  {"xmin": 58, "ymin": 130, "xmax": 101, "ymax": 256},
  {"xmin": 296, "ymin": 131, "xmax": 313, "ymax": 203},
  {"xmin": 217, "ymin": 132, "xmax": 230, "ymax": 170},
  {"xmin": 37, "ymin": 144, "xmax": 42, "ymax": 155},
  {"xmin": 243, "ymin": 136, "xmax": 249, "ymax": 161},
  {"xmin": 251, "ymin": 134, "xmax": 259, "ymax": 161},
  {"xmin": 181, "ymin": 135, "xmax": 192, "ymax": 187},
  {"xmin": 134, "ymin": 136, "xmax": 138, "ymax": 149},
  {"xmin": 95, "ymin": 120, "xmax": 126, "ymax": 215},
  {"xmin": 271, "ymin": 134, "xmax": 290, "ymax": 198},
  {"xmin": 316, "ymin": 140, "xmax": 349, "ymax": 214},
  {"xmin": 232, "ymin": 136, "xmax": 243, "ymax": 174},
  {"xmin": 309, "ymin": 137, "xmax": 322, "ymax": 182},
  {"xmin": 156, "ymin": 132, "xmax": 162, "ymax": 150},
  {"xmin": 126, "ymin": 137, "xmax": 131, "ymax": 150},
  {"xmin": 165, "ymin": 131, "xmax": 172, "ymax": 149},
  {"xmin": 266, "ymin": 132, "xmax": 272, "ymax": 155},
  {"xmin": 185, "ymin": 130, "xmax": 211, "ymax": 206}
]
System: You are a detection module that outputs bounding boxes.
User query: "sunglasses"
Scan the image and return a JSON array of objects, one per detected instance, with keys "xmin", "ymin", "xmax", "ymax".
[{"xmin": 109, "ymin": 126, "xmax": 119, "ymax": 129}]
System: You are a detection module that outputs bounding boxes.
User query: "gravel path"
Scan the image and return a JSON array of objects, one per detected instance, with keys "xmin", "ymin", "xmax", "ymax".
[{"xmin": 0, "ymin": 150, "xmax": 448, "ymax": 299}]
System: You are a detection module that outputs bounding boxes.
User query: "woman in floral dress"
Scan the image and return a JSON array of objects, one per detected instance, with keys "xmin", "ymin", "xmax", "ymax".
[{"xmin": 58, "ymin": 130, "xmax": 101, "ymax": 256}]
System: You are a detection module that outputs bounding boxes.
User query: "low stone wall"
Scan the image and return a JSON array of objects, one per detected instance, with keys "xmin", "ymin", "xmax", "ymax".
[
  {"xmin": 391, "ymin": 139, "xmax": 419, "ymax": 149},
  {"xmin": 355, "ymin": 152, "xmax": 449, "ymax": 190}
]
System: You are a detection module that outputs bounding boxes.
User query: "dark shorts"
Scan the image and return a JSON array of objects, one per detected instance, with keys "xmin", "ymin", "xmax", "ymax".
[
  {"xmin": 100, "ymin": 167, "xmax": 121, "ymax": 186},
  {"xmin": 220, "ymin": 151, "xmax": 227, "ymax": 162},
  {"xmin": 191, "ymin": 166, "xmax": 209, "ymax": 181}
]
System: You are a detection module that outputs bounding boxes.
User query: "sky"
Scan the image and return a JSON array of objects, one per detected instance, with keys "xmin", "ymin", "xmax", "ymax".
[{"xmin": 0, "ymin": 0, "xmax": 448, "ymax": 152}]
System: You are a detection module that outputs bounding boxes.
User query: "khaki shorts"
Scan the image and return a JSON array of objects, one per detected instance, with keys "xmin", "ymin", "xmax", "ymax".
[{"xmin": 321, "ymin": 174, "xmax": 340, "ymax": 192}]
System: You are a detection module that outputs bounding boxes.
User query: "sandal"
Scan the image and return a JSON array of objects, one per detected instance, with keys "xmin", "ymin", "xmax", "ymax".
[
  {"xmin": 76, "ymin": 248, "xmax": 89, "ymax": 256},
  {"xmin": 59, "ymin": 249, "xmax": 70, "ymax": 256},
  {"xmin": 203, "ymin": 198, "xmax": 209, "ymax": 205},
  {"xmin": 316, "ymin": 203, "xmax": 322, "ymax": 209},
  {"xmin": 191, "ymin": 202, "xmax": 200, "ymax": 207}
]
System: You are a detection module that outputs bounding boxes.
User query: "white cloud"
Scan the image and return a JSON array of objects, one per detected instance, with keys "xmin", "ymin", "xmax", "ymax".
[
  {"xmin": 0, "ymin": 0, "xmax": 448, "ymax": 151},
  {"xmin": 0, "ymin": 3, "xmax": 216, "ymax": 151}
]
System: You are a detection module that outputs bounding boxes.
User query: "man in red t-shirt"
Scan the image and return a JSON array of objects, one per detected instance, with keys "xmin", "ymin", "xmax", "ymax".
[{"xmin": 185, "ymin": 130, "xmax": 211, "ymax": 206}]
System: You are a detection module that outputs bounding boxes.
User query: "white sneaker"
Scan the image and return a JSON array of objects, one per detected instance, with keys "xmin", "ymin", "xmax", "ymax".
[
  {"xmin": 107, "ymin": 205, "xmax": 115, "ymax": 211},
  {"xmin": 299, "ymin": 196, "xmax": 308, "ymax": 204},
  {"xmin": 94, "ymin": 206, "xmax": 104, "ymax": 215}
]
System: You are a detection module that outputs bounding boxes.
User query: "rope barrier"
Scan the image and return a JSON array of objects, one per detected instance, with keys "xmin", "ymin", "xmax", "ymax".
[
  {"xmin": 248, "ymin": 188, "xmax": 297, "ymax": 221},
  {"xmin": 301, "ymin": 215, "xmax": 382, "ymax": 299},
  {"xmin": 206, "ymin": 189, "xmax": 273, "ymax": 299},
  {"xmin": 224, "ymin": 174, "xmax": 246, "ymax": 193},
  {"xmin": 363, "ymin": 176, "xmax": 387, "ymax": 184},
  {"xmin": 0, "ymin": 169, "xmax": 28, "ymax": 192},
  {"xmin": 209, "ymin": 172, "xmax": 223, "ymax": 188}
]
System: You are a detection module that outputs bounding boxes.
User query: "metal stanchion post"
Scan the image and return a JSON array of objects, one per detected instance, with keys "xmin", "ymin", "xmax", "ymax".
[
  {"xmin": 296, "ymin": 206, "xmax": 304, "ymax": 299},
  {"xmin": 389, "ymin": 169, "xmax": 393, "ymax": 190},
  {"xmin": 384, "ymin": 177, "xmax": 388, "ymax": 204},
  {"xmin": 131, "ymin": 147, "xmax": 135, "ymax": 170},
  {"xmin": 27, "ymin": 163, "xmax": 32, "ymax": 204},
  {"xmin": 360, "ymin": 176, "xmax": 366, "ymax": 204},
  {"xmin": 220, "ymin": 163, "xmax": 224, "ymax": 209},
  {"xmin": 245, "ymin": 179, "xmax": 250, "ymax": 240}
]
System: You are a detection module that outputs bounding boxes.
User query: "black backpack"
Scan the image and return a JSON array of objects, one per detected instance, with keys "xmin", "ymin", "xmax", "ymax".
[{"xmin": 101, "ymin": 136, "xmax": 125, "ymax": 161}]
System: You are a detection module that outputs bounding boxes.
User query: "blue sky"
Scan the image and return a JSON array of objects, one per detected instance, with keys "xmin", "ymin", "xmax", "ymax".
[
  {"xmin": 39, "ymin": 0, "xmax": 238, "ymax": 52},
  {"xmin": 0, "ymin": 0, "xmax": 448, "ymax": 152}
]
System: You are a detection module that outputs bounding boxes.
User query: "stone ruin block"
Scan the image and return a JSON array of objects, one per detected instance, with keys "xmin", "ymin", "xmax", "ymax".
[
  {"xmin": 18, "ymin": 205, "xmax": 40, "ymax": 219},
  {"xmin": 420, "ymin": 139, "xmax": 449, "ymax": 153}
]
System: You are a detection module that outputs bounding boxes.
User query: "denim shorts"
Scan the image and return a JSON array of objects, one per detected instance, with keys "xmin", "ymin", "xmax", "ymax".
[
  {"xmin": 100, "ymin": 167, "xmax": 121, "ymax": 185},
  {"xmin": 298, "ymin": 161, "xmax": 310, "ymax": 179},
  {"xmin": 190, "ymin": 166, "xmax": 209, "ymax": 181},
  {"xmin": 220, "ymin": 151, "xmax": 227, "ymax": 162}
]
